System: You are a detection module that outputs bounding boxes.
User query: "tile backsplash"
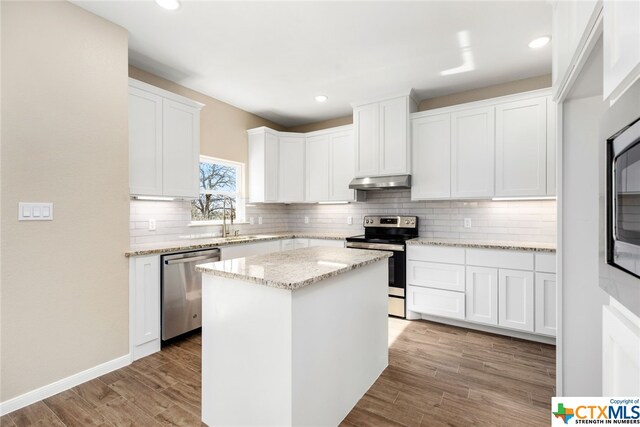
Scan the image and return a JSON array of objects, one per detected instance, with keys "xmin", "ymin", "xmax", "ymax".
[{"xmin": 129, "ymin": 190, "xmax": 556, "ymax": 247}]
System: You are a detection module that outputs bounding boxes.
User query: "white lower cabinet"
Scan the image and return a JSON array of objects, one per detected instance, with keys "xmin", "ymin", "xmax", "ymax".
[
  {"xmin": 294, "ymin": 239, "xmax": 309, "ymax": 250},
  {"xmin": 131, "ymin": 254, "xmax": 161, "ymax": 361},
  {"xmin": 407, "ymin": 285, "xmax": 465, "ymax": 320},
  {"xmin": 602, "ymin": 299, "xmax": 640, "ymax": 396},
  {"xmin": 535, "ymin": 272, "xmax": 557, "ymax": 336},
  {"xmin": 307, "ymin": 238, "xmax": 344, "ymax": 248},
  {"xmin": 407, "ymin": 260, "xmax": 465, "ymax": 292},
  {"xmin": 281, "ymin": 239, "xmax": 295, "ymax": 251},
  {"xmin": 220, "ymin": 240, "xmax": 282, "ymax": 260},
  {"xmin": 498, "ymin": 269, "xmax": 534, "ymax": 332},
  {"xmin": 465, "ymin": 266, "xmax": 498, "ymax": 326}
]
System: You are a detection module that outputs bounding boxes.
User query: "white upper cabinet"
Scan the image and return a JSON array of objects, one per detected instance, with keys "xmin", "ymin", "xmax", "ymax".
[
  {"xmin": 354, "ymin": 103, "xmax": 380, "ymax": 177},
  {"xmin": 603, "ymin": 0, "xmax": 640, "ymax": 103},
  {"xmin": 278, "ymin": 135, "xmax": 305, "ymax": 203},
  {"xmin": 353, "ymin": 94, "xmax": 417, "ymax": 177},
  {"xmin": 451, "ymin": 106, "xmax": 495, "ymax": 198},
  {"xmin": 129, "ymin": 79, "xmax": 202, "ymax": 198},
  {"xmin": 162, "ymin": 99, "xmax": 200, "ymax": 198},
  {"xmin": 305, "ymin": 134, "xmax": 330, "ymax": 202},
  {"xmin": 328, "ymin": 130, "xmax": 356, "ymax": 201},
  {"xmin": 248, "ymin": 128, "xmax": 279, "ymax": 203},
  {"xmin": 411, "ymin": 113, "xmax": 451, "ymax": 200},
  {"xmin": 129, "ymin": 86, "xmax": 163, "ymax": 196},
  {"xmin": 495, "ymin": 97, "xmax": 547, "ymax": 197}
]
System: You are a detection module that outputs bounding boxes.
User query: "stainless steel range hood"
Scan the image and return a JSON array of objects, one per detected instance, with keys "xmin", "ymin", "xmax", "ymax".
[{"xmin": 348, "ymin": 175, "xmax": 411, "ymax": 191}]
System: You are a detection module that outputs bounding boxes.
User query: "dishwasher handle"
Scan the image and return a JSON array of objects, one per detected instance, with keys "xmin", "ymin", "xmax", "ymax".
[{"xmin": 164, "ymin": 255, "xmax": 218, "ymax": 265}]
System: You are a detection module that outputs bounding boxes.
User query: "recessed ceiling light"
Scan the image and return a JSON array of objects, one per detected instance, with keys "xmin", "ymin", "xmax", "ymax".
[
  {"xmin": 315, "ymin": 95, "xmax": 328, "ymax": 103},
  {"xmin": 529, "ymin": 36, "xmax": 551, "ymax": 49},
  {"xmin": 155, "ymin": 0, "xmax": 180, "ymax": 11}
]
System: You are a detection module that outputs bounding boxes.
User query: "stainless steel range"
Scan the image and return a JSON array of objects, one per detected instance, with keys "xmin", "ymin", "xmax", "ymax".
[{"xmin": 346, "ymin": 215, "xmax": 418, "ymax": 318}]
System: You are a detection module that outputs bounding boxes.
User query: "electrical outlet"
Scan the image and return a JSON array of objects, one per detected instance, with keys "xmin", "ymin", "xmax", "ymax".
[
  {"xmin": 149, "ymin": 218, "xmax": 156, "ymax": 231},
  {"xmin": 464, "ymin": 218, "xmax": 472, "ymax": 228},
  {"xmin": 347, "ymin": 216, "xmax": 353, "ymax": 225},
  {"xmin": 304, "ymin": 216, "xmax": 309, "ymax": 224},
  {"xmin": 258, "ymin": 217, "xmax": 263, "ymax": 225},
  {"xmin": 249, "ymin": 217, "xmax": 254, "ymax": 225}
]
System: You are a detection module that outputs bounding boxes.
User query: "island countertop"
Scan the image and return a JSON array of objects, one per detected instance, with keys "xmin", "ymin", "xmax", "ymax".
[{"xmin": 195, "ymin": 246, "xmax": 392, "ymax": 290}]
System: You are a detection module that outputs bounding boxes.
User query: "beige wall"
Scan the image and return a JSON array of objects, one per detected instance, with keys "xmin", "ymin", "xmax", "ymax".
[
  {"xmin": 129, "ymin": 67, "xmax": 285, "ymax": 165},
  {"xmin": 289, "ymin": 74, "xmax": 552, "ymax": 132},
  {"xmin": 419, "ymin": 74, "xmax": 552, "ymax": 111},
  {"xmin": 1, "ymin": 1, "xmax": 129, "ymax": 401},
  {"xmin": 287, "ymin": 115, "xmax": 353, "ymax": 133}
]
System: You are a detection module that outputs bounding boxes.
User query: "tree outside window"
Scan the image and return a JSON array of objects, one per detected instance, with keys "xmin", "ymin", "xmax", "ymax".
[{"xmin": 191, "ymin": 157, "xmax": 245, "ymax": 223}]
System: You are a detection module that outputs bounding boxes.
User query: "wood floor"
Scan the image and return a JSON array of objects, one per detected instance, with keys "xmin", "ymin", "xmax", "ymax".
[{"xmin": 1, "ymin": 318, "xmax": 555, "ymax": 427}]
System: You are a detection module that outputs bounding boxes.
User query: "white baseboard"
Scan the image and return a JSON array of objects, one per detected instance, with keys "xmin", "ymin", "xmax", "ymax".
[{"xmin": 0, "ymin": 354, "xmax": 131, "ymax": 416}]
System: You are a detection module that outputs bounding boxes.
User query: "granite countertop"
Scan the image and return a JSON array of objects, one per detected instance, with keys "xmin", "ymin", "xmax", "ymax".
[
  {"xmin": 406, "ymin": 238, "xmax": 556, "ymax": 253},
  {"xmin": 195, "ymin": 246, "xmax": 392, "ymax": 290},
  {"xmin": 125, "ymin": 231, "xmax": 355, "ymax": 257}
]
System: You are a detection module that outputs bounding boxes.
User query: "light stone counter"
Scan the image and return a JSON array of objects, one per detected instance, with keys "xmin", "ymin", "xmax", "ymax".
[
  {"xmin": 406, "ymin": 237, "xmax": 556, "ymax": 253},
  {"xmin": 196, "ymin": 246, "xmax": 391, "ymax": 290},
  {"xmin": 125, "ymin": 231, "xmax": 355, "ymax": 257}
]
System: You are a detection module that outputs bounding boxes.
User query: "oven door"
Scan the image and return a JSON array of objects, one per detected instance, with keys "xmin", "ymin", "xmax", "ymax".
[
  {"xmin": 346, "ymin": 241, "xmax": 406, "ymax": 318},
  {"xmin": 608, "ymin": 117, "xmax": 640, "ymax": 279}
]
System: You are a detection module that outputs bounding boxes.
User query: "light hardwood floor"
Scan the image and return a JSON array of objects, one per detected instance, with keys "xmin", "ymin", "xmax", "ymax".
[{"xmin": 1, "ymin": 318, "xmax": 555, "ymax": 427}]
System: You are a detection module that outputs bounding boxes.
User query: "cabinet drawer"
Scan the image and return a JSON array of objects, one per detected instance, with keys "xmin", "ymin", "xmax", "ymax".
[
  {"xmin": 407, "ymin": 245, "xmax": 465, "ymax": 264},
  {"xmin": 535, "ymin": 253, "xmax": 556, "ymax": 273},
  {"xmin": 407, "ymin": 286, "xmax": 465, "ymax": 319},
  {"xmin": 407, "ymin": 261, "xmax": 465, "ymax": 291},
  {"xmin": 466, "ymin": 249, "xmax": 533, "ymax": 270}
]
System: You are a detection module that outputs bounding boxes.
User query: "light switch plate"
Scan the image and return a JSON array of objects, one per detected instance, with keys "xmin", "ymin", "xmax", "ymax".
[
  {"xmin": 463, "ymin": 218, "xmax": 472, "ymax": 228},
  {"xmin": 347, "ymin": 216, "xmax": 353, "ymax": 225},
  {"xmin": 148, "ymin": 219, "xmax": 156, "ymax": 231},
  {"xmin": 258, "ymin": 217, "xmax": 263, "ymax": 225},
  {"xmin": 19, "ymin": 202, "xmax": 53, "ymax": 221}
]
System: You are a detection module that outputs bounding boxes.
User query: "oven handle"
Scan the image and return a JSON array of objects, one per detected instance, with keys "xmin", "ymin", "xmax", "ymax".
[{"xmin": 346, "ymin": 242, "xmax": 405, "ymax": 252}]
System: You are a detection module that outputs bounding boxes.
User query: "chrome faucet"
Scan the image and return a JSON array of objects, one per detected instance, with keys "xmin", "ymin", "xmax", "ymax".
[{"xmin": 222, "ymin": 196, "xmax": 234, "ymax": 238}]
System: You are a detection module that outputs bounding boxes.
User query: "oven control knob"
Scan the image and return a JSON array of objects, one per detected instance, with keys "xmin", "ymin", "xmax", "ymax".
[{"xmin": 405, "ymin": 219, "xmax": 409, "ymax": 224}]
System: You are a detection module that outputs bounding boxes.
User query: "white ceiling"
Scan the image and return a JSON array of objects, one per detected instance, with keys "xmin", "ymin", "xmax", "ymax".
[{"xmin": 74, "ymin": 1, "xmax": 552, "ymax": 127}]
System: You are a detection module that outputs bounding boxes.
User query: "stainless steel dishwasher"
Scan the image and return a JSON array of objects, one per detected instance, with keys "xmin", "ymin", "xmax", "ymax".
[{"xmin": 161, "ymin": 248, "xmax": 220, "ymax": 341}]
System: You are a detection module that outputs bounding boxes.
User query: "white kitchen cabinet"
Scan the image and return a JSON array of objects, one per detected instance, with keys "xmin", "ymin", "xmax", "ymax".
[
  {"xmin": 535, "ymin": 272, "xmax": 557, "ymax": 336},
  {"xmin": 305, "ymin": 128, "xmax": 357, "ymax": 202},
  {"xmin": 546, "ymin": 98, "xmax": 557, "ymax": 196},
  {"xmin": 466, "ymin": 266, "xmax": 498, "ymax": 326},
  {"xmin": 495, "ymin": 97, "xmax": 548, "ymax": 197},
  {"xmin": 603, "ymin": 0, "xmax": 640, "ymax": 103},
  {"xmin": 353, "ymin": 94, "xmax": 417, "ymax": 177},
  {"xmin": 162, "ymin": 99, "xmax": 200, "ymax": 198},
  {"xmin": 498, "ymin": 269, "xmax": 535, "ymax": 332},
  {"xmin": 130, "ymin": 254, "xmax": 161, "ymax": 360},
  {"xmin": 129, "ymin": 86, "xmax": 163, "ymax": 196},
  {"xmin": 278, "ymin": 135, "xmax": 305, "ymax": 203},
  {"xmin": 281, "ymin": 239, "xmax": 295, "ymax": 251},
  {"xmin": 294, "ymin": 239, "xmax": 309, "ymax": 250},
  {"xmin": 602, "ymin": 299, "xmax": 640, "ymax": 396},
  {"xmin": 305, "ymin": 134, "xmax": 330, "ymax": 201},
  {"xmin": 129, "ymin": 79, "xmax": 202, "ymax": 198},
  {"xmin": 307, "ymin": 239, "xmax": 344, "ymax": 248},
  {"xmin": 220, "ymin": 240, "xmax": 282, "ymax": 260},
  {"xmin": 407, "ymin": 285, "xmax": 465, "ymax": 320},
  {"xmin": 407, "ymin": 260, "xmax": 465, "ymax": 292},
  {"xmin": 248, "ymin": 127, "xmax": 279, "ymax": 203},
  {"xmin": 328, "ymin": 130, "xmax": 356, "ymax": 201},
  {"xmin": 451, "ymin": 106, "xmax": 495, "ymax": 198},
  {"xmin": 551, "ymin": 0, "xmax": 601, "ymax": 100},
  {"xmin": 411, "ymin": 113, "xmax": 451, "ymax": 200}
]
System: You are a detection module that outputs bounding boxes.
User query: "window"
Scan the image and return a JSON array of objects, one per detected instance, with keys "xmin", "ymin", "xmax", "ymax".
[{"xmin": 191, "ymin": 156, "xmax": 245, "ymax": 223}]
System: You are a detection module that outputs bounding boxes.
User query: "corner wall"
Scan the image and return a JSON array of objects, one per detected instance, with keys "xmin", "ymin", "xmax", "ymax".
[{"xmin": 1, "ymin": 1, "xmax": 130, "ymax": 401}]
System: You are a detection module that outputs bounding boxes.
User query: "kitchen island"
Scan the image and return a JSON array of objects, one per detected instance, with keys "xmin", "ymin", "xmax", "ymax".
[{"xmin": 196, "ymin": 246, "xmax": 391, "ymax": 427}]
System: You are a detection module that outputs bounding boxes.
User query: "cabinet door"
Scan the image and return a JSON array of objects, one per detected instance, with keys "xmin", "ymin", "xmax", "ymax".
[
  {"xmin": 162, "ymin": 99, "xmax": 200, "ymax": 198},
  {"xmin": 602, "ymin": 304, "xmax": 640, "ymax": 395},
  {"xmin": 280, "ymin": 239, "xmax": 295, "ymax": 252},
  {"xmin": 495, "ymin": 97, "xmax": 547, "ymax": 197},
  {"xmin": 264, "ymin": 132, "xmax": 280, "ymax": 202},
  {"xmin": 603, "ymin": 0, "xmax": 640, "ymax": 102},
  {"xmin": 535, "ymin": 272, "xmax": 557, "ymax": 336},
  {"xmin": 379, "ymin": 97, "xmax": 408, "ymax": 175},
  {"xmin": 498, "ymin": 269, "xmax": 534, "ymax": 332},
  {"xmin": 407, "ymin": 285, "xmax": 465, "ymax": 320},
  {"xmin": 466, "ymin": 266, "xmax": 498, "ymax": 326},
  {"xmin": 354, "ymin": 103, "xmax": 380, "ymax": 177},
  {"xmin": 305, "ymin": 135, "xmax": 330, "ymax": 202},
  {"xmin": 329, "ymin": 130, "xmax": 355, "ymax": 201},
  {"xmin": 451, "ymin": 107, "xmax": 495, "ymax": 198},
  {"xmin": 307, "ymin": 239, "xmax": 344, "ymax": 248},
  {"xmin": 129, "ymin": 87, "xmax": 163, "ymax": 196},
  {"xmin": 411, "ymin": 113, "xmax": 451, "ymax": 199},
  {"xmin": 134, "ymin": 255, "xmax": 160, "ymax": 347},
  {"xmin": 279, "ymin": 136, "xmax": 305, "ymax": 203}
]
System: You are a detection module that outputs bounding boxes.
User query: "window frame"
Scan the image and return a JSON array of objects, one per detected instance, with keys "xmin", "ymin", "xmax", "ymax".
[{"xmin": 189, "ymin": 155, "xmax": 246, "ymax": 226}]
